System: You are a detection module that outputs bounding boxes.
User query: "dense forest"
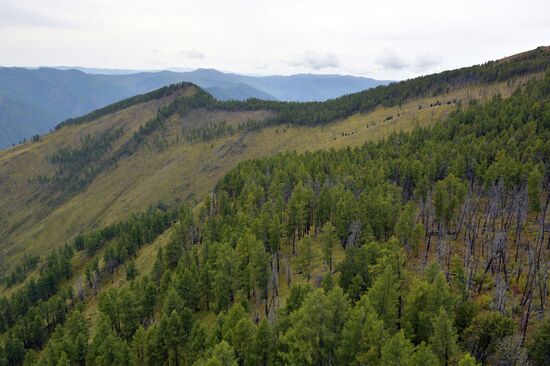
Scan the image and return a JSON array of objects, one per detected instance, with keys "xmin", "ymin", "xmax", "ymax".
[{"xmin": 2, "ymin": 70, "xmax": 550, "ymax": 365}]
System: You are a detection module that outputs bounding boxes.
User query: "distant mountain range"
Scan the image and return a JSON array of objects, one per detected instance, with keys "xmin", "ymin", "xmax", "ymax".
[{"xmin": 0, "ymin": 67, "xmax": 391, "ymax": 148}]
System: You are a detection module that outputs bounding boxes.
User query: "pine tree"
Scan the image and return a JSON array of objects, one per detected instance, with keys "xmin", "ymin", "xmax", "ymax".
[
  {"xmin": 368, "ymin": 265, "xmax": 400, "ymax": 331},
  {"xmin": 294, "ymin": 235, "xmax": 315, "ymax": 282},
  {"xmin": 457, "ymin": 353, "xmax": 480, "ymax": 366},
  {"xmin": 527, "ymin": 319, "xmax": 550, "ymax": 366},
  {"xmin": 429, "ymin": 309, "xmax": 458, "ymax": 366},
  {"xmin": 464, "ymin": 311, "xmax": 514, "ymax": 362},
  {"xmin": 205, "ymin": 341, "xmax": 238, "ymax": 366},
  {"xmin": 320, "ymin": 222, "xmax": 337, "ymax": 272},
  {"xmin": 88, "ymin": 315, "xmax": 130, "ymax": 366},
  {"xmin": 56, "ymin": 352, "xmax": 70, "ymax": 366},
  {"xmin": 337, "ymin": 295, "xmax": 386, "ymax": 366},
  {"xmin": 410, "ymin": 343, "xmax": 439, "ymax": 366},
  {"xmin": 187, "ymin": 322, "xmax": 209, "ymax": 365},
  {"xmin": 230, "ymin": 318, "xmax": 256, "ymax": 366},
  {"xmin": 125, "ymin": 261, "xmax": 138, "ymax": 281},
  {"xmin": 131, "ymin": 326, "xmax": 147, "ymax": 366},
  {"xmin": 254, "ymin": 319, "xmax": 273, "ymax": 366},
  {"xmin": 163, "ymin": 287, "xmax": 185, "ymax": 317},
  {"xmin": 5, "ymin": 332, "xmax": 25, "ymax": 366},
  {"xmin": 281, "ymin": 288, "xmax": 349, "ymax": 365},
  {"xmin": 380, "ymin": 330, "xmax": 414, "ymax": 366},
  {"xmin": 214, "ymin": 243, "xmax": 237, "ymax": 311}
]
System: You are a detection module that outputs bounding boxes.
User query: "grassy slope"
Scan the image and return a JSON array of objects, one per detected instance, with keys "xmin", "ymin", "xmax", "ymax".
[{"xmin": 0, "ymin": 74, "xmax": 537, "ymax": 299}]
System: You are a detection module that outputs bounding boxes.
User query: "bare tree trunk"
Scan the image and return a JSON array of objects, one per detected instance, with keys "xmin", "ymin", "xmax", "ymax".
[{"xmin": 520, "ymin": 288, "xmax": 532, "ymax": 347}]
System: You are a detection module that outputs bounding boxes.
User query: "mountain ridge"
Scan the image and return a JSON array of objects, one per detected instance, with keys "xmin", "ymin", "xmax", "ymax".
[{"xmin": 0, "ymin": 67, "xmax": 390, "ymax": 148}]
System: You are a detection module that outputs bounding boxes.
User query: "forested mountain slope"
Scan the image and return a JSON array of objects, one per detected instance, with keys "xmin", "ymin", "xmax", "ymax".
[
  {"xmin": 2, "ymin": 67, "xmax": 550, "ymax": 366},
  {"xmin": 0, "ymin": 66, "xmax": 390, "ymax": 148},
  {"xmin": 0, "ymin": 48, "xmax": 548, "ymax": 279},
  {"xmin": 0, "ymin": 72, "xmax": 535, "ymax": 280},
  {"xmin": 0, "ymin": 47, "xmax": 549, "ymax": 365}
]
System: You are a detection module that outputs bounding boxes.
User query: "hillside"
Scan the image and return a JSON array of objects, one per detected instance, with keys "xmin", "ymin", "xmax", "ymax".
[
  {"xmin": 0, "ymin": 47, "xmax": 549, "ymax": 365},
  {"xmin": 0, "ymin": 67, "xmax": 390, "ymax": 148},
  {"xmin": 0, "ymin": 69, "xmax": 541, "ymax": 278},
  {"xmin": 1, "ymin": 47, "xmax": 548, "ymax": 275}
]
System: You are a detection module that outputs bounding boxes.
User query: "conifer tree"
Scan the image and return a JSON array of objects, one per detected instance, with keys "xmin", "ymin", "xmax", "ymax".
[
  {"xmin": 429, "ymin": 309, "xmax": 459, "ymax": 366},
  {"xmin": 320, "ymin": 222, "xmax": 337, "ymax": 272},
  {"xmin": 380, "ymin": 330, "xmax": 414, "ymax": 366},
  {"xmin": 294, "ymin": 234, "xmax": 315, "ymax": 282}
]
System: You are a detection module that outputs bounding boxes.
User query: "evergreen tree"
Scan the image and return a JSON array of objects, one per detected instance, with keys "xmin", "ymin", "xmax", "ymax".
[
  {"xmin": 320, "ymin": 222, "xmax": 337, "ymax": 272},
  {"xmin": 337, "ymin": 295, "xmax": 386, "ymax": 366},
  {"xmin": 457, "ymin": 353, "xmax": 480, "ymax": 366},
  {"xmin": 464, "ymin": 311, "xmax": 514, "ymax": 363},
  {"xmin": 429, "ymin": 309, "xmax": 458, "ymax": 366},
  {"xmin": 205, "ymin": 341, "xmax": 238, "ymax": 366},
  {"xmin": 281, "ymin": 288, "xmax": 348, "ymax": 365},
  {"xmin": 131, "ymin": 326, "xmax": 147, "ymax": 366},
  {"xmin": 126, "ymin": 261, "xmax": 138, "ymax": 281},
  {"xmin": 56, "ymin": 352, "xmax": 70, "ymax": 366},
  {"xmin": 380, "ymin": 330, "xmax": 414, "ymax": 366},
  {"xmin": 294, "ymin": 235, "xmax": 315, "ymax": 282},
  {"xmin": 368, "ymin": 265, "xmax": 400, "ymax": 331},
  {"xmin": 528, "ymin": 319, "xmax": 550, "ymax": 366},
  {"xmin": 88, "ymin": 315, "xmax": 130, "ymax": 366},
  {"xmin": 410, "ymin": 343, "xmax": 439, "ymax": 366}
]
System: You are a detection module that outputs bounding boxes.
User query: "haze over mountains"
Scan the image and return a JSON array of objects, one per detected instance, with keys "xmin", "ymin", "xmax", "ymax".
[{"xmin": 0, "ymin": 67, "xmax": 390, "ymax": 148}]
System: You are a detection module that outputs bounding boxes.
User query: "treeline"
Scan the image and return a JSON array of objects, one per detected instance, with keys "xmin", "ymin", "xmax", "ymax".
[
  {"xmin": 74, "ymin": 203, "xmax": 178, "ymax": 256},
  {"xmin": 80, "ymin": 205, "xmax": 180, "ymax": 291},
  {"xmin": 55, "ymin": 82, "xmax": 195, "ymax": 130},
  {"xmin": 45, "ymin": 128, "xmax": 124, "ymax": 190},
  {"xmin": 2, "ymin": 73, "xmax": 548, "ymax": 365},
  {"xmin": 183, "ymin": 121, "xmax": 236, "ymax": 143},
  {"xmin": 0, "ymin": 246, "xmax": 73, "ymax": 335},
  {"xmin": 160, "ymin": 46, "xmax": 550, "ymax": 128},
  {"xmin": 215, "ymin": 46, "xmax": 550, "ymax": 126},
  {"xmin": 1, "ymin": 255, "xmax": 39, "ymax": 288},
  {"xmin": 183, "ymin": 119, "xmax": 264, "ymax": 143},
  {"xmin": 44, "ymin": 89, "xmax": 217, "ymax": 191},
  {"xmin": 54, "ymin": 47, "xmax": 550, "ymax": 133}
]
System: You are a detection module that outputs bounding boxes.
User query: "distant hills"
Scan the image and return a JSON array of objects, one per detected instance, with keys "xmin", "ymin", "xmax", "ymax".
[{"xmin": 0, "ymin": 67, "xmax": 390, "ymax": 148}]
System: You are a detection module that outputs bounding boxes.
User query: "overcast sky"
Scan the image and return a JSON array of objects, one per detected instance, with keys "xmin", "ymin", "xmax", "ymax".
[{"xmin": 0, "ymin": 0, "xmax": 548, "ymax": 79}]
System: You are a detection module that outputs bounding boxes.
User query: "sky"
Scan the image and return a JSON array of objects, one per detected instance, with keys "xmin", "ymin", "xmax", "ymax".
[{"xmin": 0, "ymin": 0, "xmax": 548, "ymax": 80}]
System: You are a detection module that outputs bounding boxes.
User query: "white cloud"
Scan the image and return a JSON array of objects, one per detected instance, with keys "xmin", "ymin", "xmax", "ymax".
[
  {"xmin": 288, "ymin": 50, "xmax": 339, "ymax": 70},
  {"xmin": 180, "ymin": 49, "xmax": 205, "ymax": 60},
  {"xmin": 375, "ymin": 49, "xmax": 408, "ymax": 70},
  {"xmin": 0, "ymin": 1, "xmax": 87, "ymax": 29},
  {"xmin": 414, "ymin": 53, "xmax": 442, "ymax": 71}
]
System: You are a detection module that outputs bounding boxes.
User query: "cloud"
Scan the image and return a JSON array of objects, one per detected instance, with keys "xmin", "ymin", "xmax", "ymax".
[
  {"xmin": 0, "ymin": 1, "xmax": 87, "ymax": 29},
  {"xmin": 375, "ymin": 48, "xmax": 408, "ymax": 70},
  {"xmin": 413, "ymin": 53, "xmax": 442, "ymax": 71},
  {"xmin": 180, "ymin": 49, "xmax": 205, "ymax": 60},
  {"xmin": 288, "ymin": 50, "xmax": 340, "ymax": 70}
]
